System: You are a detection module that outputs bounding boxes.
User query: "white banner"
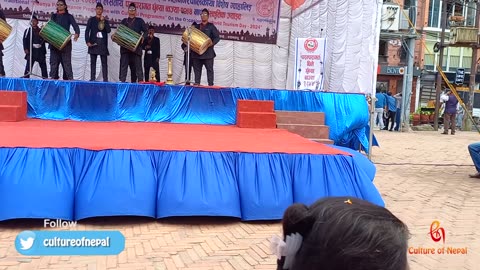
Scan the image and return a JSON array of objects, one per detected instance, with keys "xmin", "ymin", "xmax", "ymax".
[{"xmin": 293, "ymin": 37, "xmax": 326, "ymax": 91}]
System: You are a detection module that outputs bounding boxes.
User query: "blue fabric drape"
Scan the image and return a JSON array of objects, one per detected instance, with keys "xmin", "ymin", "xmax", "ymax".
[
  {"xmin": 0, "ymin": 148, "xmax": 383, "ymax": 221},
  {"xmin": 0, "ymin": 78, "xmax": 372, "ymax": 150}
]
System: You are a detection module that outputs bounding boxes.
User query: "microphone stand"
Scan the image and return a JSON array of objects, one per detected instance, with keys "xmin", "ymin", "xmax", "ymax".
[
  {"xmin": 186, "ymin": 26, "xmax": 191, "ymax": 85},
  {"xmin": 22, "ymin": 1, "xmax": 43, "ymax": 79},
  {"xmin": 177, "ymin": 26, "xmax": 192, "ymax": 85}
]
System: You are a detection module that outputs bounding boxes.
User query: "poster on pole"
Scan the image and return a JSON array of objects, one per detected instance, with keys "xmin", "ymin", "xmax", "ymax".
[{"xmin": 293, "ymin": 37, "xmax": 326, "ymax": 90}]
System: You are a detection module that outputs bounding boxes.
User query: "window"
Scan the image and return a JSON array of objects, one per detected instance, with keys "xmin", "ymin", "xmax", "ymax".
[{"xmin": 428, "ymin": 1, "xmax": 476, "ymax": 28}]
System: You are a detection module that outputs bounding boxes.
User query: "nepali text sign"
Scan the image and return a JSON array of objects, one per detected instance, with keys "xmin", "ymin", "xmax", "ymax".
[
  {"xmin": 2, "ymin": 0, "xmax": 280, "ymax": 44},
  {"xmin": 294, "ymin": 37, "xmax": 326, "ymax": 90}
]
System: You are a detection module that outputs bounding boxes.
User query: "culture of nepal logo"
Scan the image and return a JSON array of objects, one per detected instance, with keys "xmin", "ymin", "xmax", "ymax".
[
  {"xmin": 304, "ymin": 38, "xmax": 318, "ymax": 52},
  {"xmin": 408, "ymin": 220, "xmax": 467, "ymax": 255}
]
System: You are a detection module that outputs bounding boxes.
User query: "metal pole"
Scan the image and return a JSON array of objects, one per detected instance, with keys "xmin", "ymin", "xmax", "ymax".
[
  {"xmin": 404, "ymin": 36, "xmax": 416, "ymax": 129},
  {"xmin": 434, "ymin": 1, "xmax": 448, "ymax": 131},
  {"xmin": 465, "ymin": 0, "xmax": 480, "ymax": 131},
  {"xmin": 367, "ymin": 95, "xmax": 375, "ymax": 160},
  {"xmin": 400, "ymin": 65, "xmax": 408, "ymax": 131}
]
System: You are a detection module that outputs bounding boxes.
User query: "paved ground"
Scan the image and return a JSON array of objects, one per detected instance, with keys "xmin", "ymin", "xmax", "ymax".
[{"xmin": 1, "ymin": 130, "xmax": 479, "ymax": 269}]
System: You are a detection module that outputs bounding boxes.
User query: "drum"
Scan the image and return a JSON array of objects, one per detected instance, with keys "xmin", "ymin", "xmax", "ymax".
[
  {"xmin": 40, "ymin": 20, "xmax": 72, "ymax": 50},
  {"xmin": 182, "ymin": 26, "xmax": 212, "ymax": 55},
  {"xmin": 0, "ymin": 18, "xmax": 12, "ymax": 43},
  {"xmin": 112, "ymin": 24, "xmax": 142, "ymax": 52}
]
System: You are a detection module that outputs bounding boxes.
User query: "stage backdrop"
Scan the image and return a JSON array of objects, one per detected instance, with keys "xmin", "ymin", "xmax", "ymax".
[{"xmin": 1, "ymin": 0, "xmax": 382, "ymax": 94}]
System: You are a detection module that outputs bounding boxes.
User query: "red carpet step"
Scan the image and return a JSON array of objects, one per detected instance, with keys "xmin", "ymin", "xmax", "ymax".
[
  {"xmin": 0, "ymin": 91, "xmax": 27, "ymax": 122},
  {"xmin": 236, "ymin": 100, "xmax": 277, "ymax": 128},
  {"xmin": 276, "ymin": 111, "xmax": 333, "ymax": 144}
]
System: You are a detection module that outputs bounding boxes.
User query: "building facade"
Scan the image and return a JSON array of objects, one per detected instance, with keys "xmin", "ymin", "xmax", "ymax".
[{"xmin": 378, "ymin": 0, "xmax": 480, "ymax": 113}]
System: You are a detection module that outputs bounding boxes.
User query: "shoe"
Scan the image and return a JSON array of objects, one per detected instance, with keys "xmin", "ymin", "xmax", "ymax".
[
  {"xmin": 451, "ymin": 133, "xmax": 455, "ymax": 135},
  {"xmin": 442, "ymin": 132, "xmax": 448, "ymax": 135},
  {"xmin": 469, "ymin": 172, "xmax": 480, "ymax": 178}
]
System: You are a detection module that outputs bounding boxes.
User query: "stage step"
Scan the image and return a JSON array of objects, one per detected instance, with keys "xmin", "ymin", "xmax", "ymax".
[
  {"xmin": 277, "ymin": 124, "xmax": 329, "ymax": 139},
  {"xmin": 275, "ymin": 111, "xmax": 325, "ymax": 125},
  {"xmin": 0, "ymin": 91, "xmax": 27, "ymax": 122},
  {"xmin": 237, "ymin": 112, "xmax": 277, "ymax": 129},
  {"xmin": 237, "ymin": 100, "xmax": 274, "ymax": 112},
  {"xmin": 236, "ymin": 100, "xmax": 277, "ymax": 129},
  {"xmin": 0, "ymin": 105, "xmax": 27, "ymax": 122},
  {"xmin": 275, "ymin": 110, "xmax": 331, "ymax": 144},
  {"xmin": 310, "ymin": 138, "xmax": 334, "ymax": 144}
]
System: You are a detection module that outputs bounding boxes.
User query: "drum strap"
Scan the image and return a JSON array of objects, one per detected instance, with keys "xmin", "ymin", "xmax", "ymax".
[{"xmin": 127, "ymin": 17, "xmax": 136, "ymax": 28}]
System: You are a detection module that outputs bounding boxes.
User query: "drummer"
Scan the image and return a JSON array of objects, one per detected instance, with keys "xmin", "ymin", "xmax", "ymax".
[
  {"xmin": 117, "ymin": 2, "xmax": 148, "ymax": 83},
  {"xmin": 23, "ymin": 16, "xmax": 48, "ymax": 78},
  {"xmin": 85, "ymin": 2, "xmax": 111, "ymax": 82},
  {"xmin": 190, "ymin": 8, "xmax": 220, "ymax": 86},
  {"xmin": 49, "ymin": 0, "xmax": 80, "ymax": 80}
]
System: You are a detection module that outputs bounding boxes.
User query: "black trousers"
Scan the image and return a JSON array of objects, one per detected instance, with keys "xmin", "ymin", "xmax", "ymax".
[
  {"xmin": 144, "ymin": 58, "xmax": 160, "ymax": 82},
  {"xmin": 90, "ymin": 54, "xmax": 108, "ymax": 82},
  {"xmin": 192, "ymin": 58, "xmax": 214, "ymax": 86},
  {"xmin": 0, "ymin": 52, "xmax": 5, "ymax": 76},
  {"xmin": 119, "ymin": 52, "xmax": 143, "ymax": 83},
  {"xmin": 24, "ymin": 57, "xmax": 48, "ymax": 78},
  {"xmin": 50, "ymin": 43, "xmax": 74, "ymax": 80},
  {"xmin": 384, "ymin": 111, "xmax": 396, "ymax": 131}
]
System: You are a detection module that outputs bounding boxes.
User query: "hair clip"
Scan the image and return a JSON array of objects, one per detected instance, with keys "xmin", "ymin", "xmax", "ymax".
[
  {"xmin": 344, "ymin": 199, "xmax": 352, "ymax": 205},
  {"xmin": 270, "ymin": 233, "xmax": 303, "ymax": 269}
]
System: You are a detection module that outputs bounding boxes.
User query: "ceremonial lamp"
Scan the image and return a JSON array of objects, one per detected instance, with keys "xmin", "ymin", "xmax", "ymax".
[{"xmin": 166, "ymin": 54, "xmax": 174, "ymax": 85}]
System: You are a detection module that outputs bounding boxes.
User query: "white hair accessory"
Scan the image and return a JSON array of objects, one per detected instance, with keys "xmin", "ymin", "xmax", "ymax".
[{"xmin": 270, "ymin": 233, "xmax": 303, "ymax": 269}]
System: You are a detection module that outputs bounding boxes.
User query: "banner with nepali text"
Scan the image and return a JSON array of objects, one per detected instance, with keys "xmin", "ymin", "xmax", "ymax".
[
  {"xmin": 1, "ymin": 0, "xmax": 280, "ymax": 44},
  {"xmin": 293, "ymin": 37, "xmax": 326, "ymax": 91}
]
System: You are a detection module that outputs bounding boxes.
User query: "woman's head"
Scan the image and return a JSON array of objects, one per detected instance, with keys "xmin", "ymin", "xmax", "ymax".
[{"xmin": 275, "ymin": 197, "xmax": 409, "ymax": 270}]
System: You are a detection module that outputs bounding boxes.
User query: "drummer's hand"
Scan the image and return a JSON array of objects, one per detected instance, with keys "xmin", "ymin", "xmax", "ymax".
[
  {"xmin": 100, "ymin": 16, "xmax": 104, "ymax": 21},
  {"xmin": 24, "ymin": 49, "xmax": 29, "ymax": 54},
  {"xmin": 156, "ymin": 58, "xmax": 159, "ymax": 63},
  {"xmin": 86, "ymin": 42, "xmax": 92, "ymax": 47},
  {"xmin": 73, "ymin": 34, "xmax": 79, "ymax": 41}
]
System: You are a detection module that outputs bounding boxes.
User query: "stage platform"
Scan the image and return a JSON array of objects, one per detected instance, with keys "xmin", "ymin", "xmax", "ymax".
[
  {"xmin": 0, "ymin": 120, "xmax": 382, "ymax": 222},
  {"xmin": 0, "ymin": 78, "xmax": 371, "ymax": 151}
]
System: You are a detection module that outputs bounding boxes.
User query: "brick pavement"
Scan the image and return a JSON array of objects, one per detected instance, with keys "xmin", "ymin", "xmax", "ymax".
[{"xmin": 0, "ymin": 130, "xmax": 479, "ymax": 269}]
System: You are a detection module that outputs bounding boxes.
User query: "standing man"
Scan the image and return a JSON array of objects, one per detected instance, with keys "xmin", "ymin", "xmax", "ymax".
[
  {"xmin": 117, "ymin": 2, "xmax": 147, "ymax": 83},
  {"xmin": 0, "ymin": 8, "xmax": 7, "ymax": 77},
  {"xmin": 190, "ymin": 8, "xmax": 220, "ymax": 86},
  {"xmin": 383, "ymin": 92, "xmax": 397, "ymax": 131},
  {"xmin": 373, "ymin": 90, "xmax": 386, "ymax": 130},
  {"xmin": 49, "ymin": 0, "xmax": 80, "ymax": 80},
  {"xmin": 143, "ymin": 25, "xmax": 160, "ymax": 82},
  {"xmin": 85, "ymin": 2, "xmax": 111, "ymax": 82},
  {"xmin": 23, "ymin": 16, "xmax": 48, "ymax": 78},
  {"xmin": 442, "ymin": 89, "xmax": 459, "ymax": 135}
]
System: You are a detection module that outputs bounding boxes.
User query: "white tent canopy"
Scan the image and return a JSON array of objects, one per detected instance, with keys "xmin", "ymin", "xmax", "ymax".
[{"xmin": 2, "ymin": 0, "xmax": 382, "ymax": 94}]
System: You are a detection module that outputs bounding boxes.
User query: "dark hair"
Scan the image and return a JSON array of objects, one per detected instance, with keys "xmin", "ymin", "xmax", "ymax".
[
  {"xmin": 277, "ymin": 197, "xmax": 409, "ymax": 270},
  {"xmin": 202, "ymin": 8, "xmax": 209, "ymax": 16},
  {"xmin": 96, "ymin": 2, "xmax": 103, "ymax": 8},
  {"xmin": 148, "ymin": 25, "xmax": 155, "ymax": 30}
]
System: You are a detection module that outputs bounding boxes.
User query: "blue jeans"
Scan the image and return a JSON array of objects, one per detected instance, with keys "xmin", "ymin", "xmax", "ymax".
[
  {"xmin": 394, "ymin": 108, "xmax": 401, "ymax": 131},
  {"xmin": 468, "ymin": 142, "xmax": 480, "ymax": 172}
]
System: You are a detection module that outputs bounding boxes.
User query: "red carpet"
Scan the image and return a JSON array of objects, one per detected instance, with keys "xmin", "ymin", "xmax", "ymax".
[{"xmin": 0, "ymin": 119, "xmax": 349, "ymax": 155}]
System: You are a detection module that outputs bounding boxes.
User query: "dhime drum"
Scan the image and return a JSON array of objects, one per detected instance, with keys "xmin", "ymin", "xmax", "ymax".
[
  {"xmin": 182, "ymin": 26, "xmax": 212, "ymax": 55},
  {"xmin": 0, "ymin": 18, "xmax": 12, "ymax": 43},
  {"xmin": 112, "ymin": 24, "xmax": 142, "ymax": 52},
  {"xmin": 39, "ymin": 20, "xmax": 72, "ymax": 50}
]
